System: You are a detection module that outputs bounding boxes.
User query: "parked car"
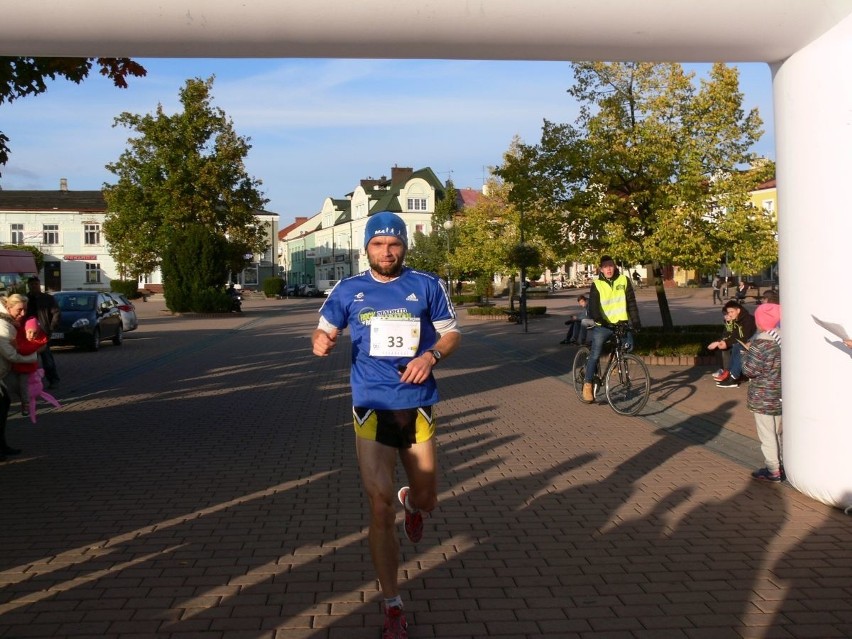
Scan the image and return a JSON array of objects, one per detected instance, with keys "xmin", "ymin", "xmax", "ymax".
[
  {"xmin": 283, "ymin": 284, "xmax": 298, "ymax": 297},
  {"xmin": 300, "ymin": 284, "xmax": 320, "ymax": 297},
  {"xmin": 51, "ymin": 291, "xmax": 123, "ymax": 351},
  {"xmin": 107, "ymin": 292, "xmax": 138, "ymax": 332}
]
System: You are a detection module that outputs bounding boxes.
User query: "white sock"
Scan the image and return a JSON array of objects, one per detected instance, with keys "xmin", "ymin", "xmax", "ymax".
[{"xmin": 384, "ymin": 595, "xmax": 403, "ymax": 609}]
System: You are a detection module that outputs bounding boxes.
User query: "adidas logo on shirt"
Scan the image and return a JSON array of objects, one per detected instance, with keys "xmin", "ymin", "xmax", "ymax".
[{"xmin": 406, "ymin": 293, "xmax": 419, "ymax": 301}]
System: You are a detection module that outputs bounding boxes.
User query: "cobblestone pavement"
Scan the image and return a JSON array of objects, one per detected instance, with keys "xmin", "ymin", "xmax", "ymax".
[{"xmin": 0, "ymin": 292, "xmax": 848, "ymax": 638}]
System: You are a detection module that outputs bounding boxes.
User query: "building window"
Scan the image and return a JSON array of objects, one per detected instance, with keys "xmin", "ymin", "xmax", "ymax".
[
  {"xmin": 42, "ymin": 224, "xmax": 59, "ymax": 245},
  {"xmin": 10, "ymin": 224, "xmax": 23, "ymax": 245},
  {"xmin": 407, "ymin": 198, "xmax": 427, "ymax": 211},
  {"xmin": 762, "ymin": 199, "xmax": 775, "ymax": 213},
  {"xmin": 85, "ymin": 263, "xmax": 101, "ymax": 284},
  {"xmin": 84, "ymin": 223, "xmax": 101, "ymax": 245}
]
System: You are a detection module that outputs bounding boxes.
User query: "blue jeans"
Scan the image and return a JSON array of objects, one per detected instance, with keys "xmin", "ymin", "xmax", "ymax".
[
  {"xmin": 729, "ymin": 342, "xmax": 745, "ymax": 378},
  {"xmin": 584, "ymin": 326, "xmax": 634, "ymax": 382},
  {"xmin": 566, "ymin": 320, "xmax": 589, "ymax": 344}
]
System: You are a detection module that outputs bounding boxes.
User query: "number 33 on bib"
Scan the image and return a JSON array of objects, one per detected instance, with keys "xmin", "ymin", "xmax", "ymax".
[{"xmin": 370, "ymin": 318, "xmax": 421, "ymax": 357}]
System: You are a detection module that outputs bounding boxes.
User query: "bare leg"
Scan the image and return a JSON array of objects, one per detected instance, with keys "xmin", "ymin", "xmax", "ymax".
[
  {"xmin": 355, "ymin": 437, "xmax": 402, "ymax": 598},
  {"xmin": 399, "ymin": 438, "xmax": 438, "ymax": 514}
]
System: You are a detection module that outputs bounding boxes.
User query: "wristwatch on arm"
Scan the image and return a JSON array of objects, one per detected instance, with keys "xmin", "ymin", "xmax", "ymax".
[{"xmin": 428, "ymin": 349, "xmax": 442, "ymax": 365}]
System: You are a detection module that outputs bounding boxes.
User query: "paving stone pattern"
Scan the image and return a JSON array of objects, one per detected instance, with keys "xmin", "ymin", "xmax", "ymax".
[{"xmin": 0, "ymin": 293, "xmax": 849, "ymax": 638}]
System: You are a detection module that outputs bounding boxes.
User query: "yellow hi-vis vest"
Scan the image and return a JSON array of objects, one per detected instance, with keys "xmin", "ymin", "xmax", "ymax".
[{"xmin": 594, "ymin": 274, "xmax": 630, "ymax": 323}]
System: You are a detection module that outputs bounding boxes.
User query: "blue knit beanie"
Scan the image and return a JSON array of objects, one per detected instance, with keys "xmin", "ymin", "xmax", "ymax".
[{"xmin": 364, "ymin": 211, "xmax": 408, "ymax": 249}]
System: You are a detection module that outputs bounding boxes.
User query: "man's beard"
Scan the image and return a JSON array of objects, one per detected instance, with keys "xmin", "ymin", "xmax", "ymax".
[{"xmin": 369, "ymin": 254, "xmax": 404, "ymax": 278}]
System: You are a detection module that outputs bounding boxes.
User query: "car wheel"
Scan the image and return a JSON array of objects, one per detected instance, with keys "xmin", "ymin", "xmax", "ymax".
[
  {"xmin": 90, "ymin": 328, "xmax": 101, "ymax": 351},
  {"xmin": 113, "ymin": 325, "xmax": 123, "ymax": 346}
]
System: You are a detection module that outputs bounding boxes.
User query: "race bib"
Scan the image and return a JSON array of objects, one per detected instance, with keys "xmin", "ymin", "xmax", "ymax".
[{"xmin": 370, "ymin": 318, "xmax": 421, "ymax": 357}]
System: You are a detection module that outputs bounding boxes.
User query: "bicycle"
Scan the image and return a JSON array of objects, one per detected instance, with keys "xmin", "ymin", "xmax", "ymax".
[{"xmin": 571, "ymin": 321, "xmax": 651, "ymax": 416}]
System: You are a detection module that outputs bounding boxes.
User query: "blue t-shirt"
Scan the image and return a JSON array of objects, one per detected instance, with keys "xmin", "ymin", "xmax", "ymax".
[{"xmin": 319, "ymin": 267, "xmax": 456, "ymax": 409}]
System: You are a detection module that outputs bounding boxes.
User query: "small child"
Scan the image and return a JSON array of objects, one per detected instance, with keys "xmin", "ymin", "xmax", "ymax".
[
  {"xmin": 12, "ymin": 317, "xmax": 60, "ymax": 422},
  {"xmin": 742, "ymin": 303, "xmax": 782, "ymax": 481}
]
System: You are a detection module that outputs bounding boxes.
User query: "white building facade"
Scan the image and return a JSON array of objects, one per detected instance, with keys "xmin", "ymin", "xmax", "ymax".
[
  {"xmin": 0, "ymin": 187, "xmax": 279, "ymax": 292},
  {"xmin": 280, "ymin": 166, "xmax": 445, "ymax": 287}
]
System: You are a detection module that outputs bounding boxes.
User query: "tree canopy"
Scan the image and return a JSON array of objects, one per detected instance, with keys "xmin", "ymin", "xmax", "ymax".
[
  {"xmin": 0, "ymin": 57, "xmax": 147, "ymax": 174},
  {"xmin": 103, "ymin": 76, "xmax": 269, "ymax": 310},
  {"xmin": 496, "ymin": 62, "xmax": 776, "ymax": 327}
]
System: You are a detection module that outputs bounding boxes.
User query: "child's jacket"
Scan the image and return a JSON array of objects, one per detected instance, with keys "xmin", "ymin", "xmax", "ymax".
[
  {"xmin": 742, "ymin": 329, "xmax": 781, "ymax": 415},
  {"xmin": 12, "ymin": 329, "xmax": 47, "ymax": 374}
]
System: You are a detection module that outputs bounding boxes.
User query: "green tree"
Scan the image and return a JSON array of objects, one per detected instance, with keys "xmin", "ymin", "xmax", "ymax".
[
  {"xmin": 451, "ymin": 179, "xmax": 520, "ymax": 299},
  {"xmin": 497, "ymin": 62, "xmax": 775, "ymax": 328},
  {"xmin": 405, "ymin": 230, "xmax": 448, "ymax": 276},
  {"xmin": 0, "ymin": 57, "xmax": 146, "ymax": 174},
  {"xmin": 161, "ymin": 224, "xmax": 232, "ymax": 312},
  {"xmin": 103, "ymin": 76, "xmax": 269, "ymax": 301}
]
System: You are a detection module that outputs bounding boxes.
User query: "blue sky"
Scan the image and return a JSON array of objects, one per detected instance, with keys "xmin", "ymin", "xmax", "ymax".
[{"xmin": 1, "ymin": 59, "xmax": 774, "ymax": 228}]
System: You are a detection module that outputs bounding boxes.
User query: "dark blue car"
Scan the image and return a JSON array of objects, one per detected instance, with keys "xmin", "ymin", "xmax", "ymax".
[{"xmin": 51, "ymin": 291, "xmax": 123, "ymax": 351}]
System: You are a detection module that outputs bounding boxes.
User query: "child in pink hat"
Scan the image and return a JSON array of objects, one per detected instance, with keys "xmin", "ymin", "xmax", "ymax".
[
  {"xmin": 12, "ymin": 317, "xmax": 61, "ymax": 422},
  {"xmin": 742, "ymin": 303, "xmax": 782, "ymax": 481}
]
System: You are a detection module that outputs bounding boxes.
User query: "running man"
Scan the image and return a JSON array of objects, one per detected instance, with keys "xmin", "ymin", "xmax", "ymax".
[{"xmin": 312, "ymin": 211, "xmax": 461, "ymax": 639}]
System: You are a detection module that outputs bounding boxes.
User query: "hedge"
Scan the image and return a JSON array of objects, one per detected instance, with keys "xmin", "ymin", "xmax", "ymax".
[
  {"xmin": 466, "ymin": 305, "xmax": 547, "ymax": 319},
  {"xmin": 633, "ymin": 324, "xmax": 720, "ymax": 357}
]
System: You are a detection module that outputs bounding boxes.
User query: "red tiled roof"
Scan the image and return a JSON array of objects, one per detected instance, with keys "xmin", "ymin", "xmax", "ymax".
[{"xmin": 456, "ymin": 188, "xmax": 482, "ymax": 208}]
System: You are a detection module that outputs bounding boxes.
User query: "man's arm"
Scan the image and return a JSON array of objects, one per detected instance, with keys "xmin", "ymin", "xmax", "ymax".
[
  {"xmin": 312, "ymin": 313, "xmax": 341, "ymax": 356},
  {"xmin": 431, "ymin": 329, "xmax": 461, "ymax": 360},
  {"xmin": 625, "ymin": 282, "xmax": 641, "ymax": 329},
  {"xmin": 312, "ymin": 322, "xmax": 340, "ymax": 357},
  {"xmin": 399, "ymin": 327, "xmax": 461, "ymax": 385}
]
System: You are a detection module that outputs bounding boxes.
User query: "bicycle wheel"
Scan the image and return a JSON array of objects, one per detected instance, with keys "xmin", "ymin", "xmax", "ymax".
[
  {"xmin": 571, "ymin": 347, "xmax": 591, "ymax": 401},
  {"xmin": 605, "ymin": 353, "xmax": 651, "ymax": 416}
]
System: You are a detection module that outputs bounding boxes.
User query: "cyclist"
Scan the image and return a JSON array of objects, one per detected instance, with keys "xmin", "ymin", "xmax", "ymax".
[{"xmin": 582, "ymin": 255, "xmax": 642, "ymax": 403}]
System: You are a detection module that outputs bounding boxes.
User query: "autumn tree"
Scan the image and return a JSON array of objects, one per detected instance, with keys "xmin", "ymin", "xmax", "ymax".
[
  {"xmin": 497, "ymin": 62, "xmax": 775, "ymax": 328},
  {"xmin": 103, "ymin": 76, "xmax": 269, "ymax": 312},
  {"xmin": 0, "ymin": 57, "xmax": 146, "ymax": 173}
]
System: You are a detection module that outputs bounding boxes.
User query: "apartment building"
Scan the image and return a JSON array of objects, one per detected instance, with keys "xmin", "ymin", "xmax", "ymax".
[
  {"xmin": 279, "ymin": 166, "xmax": 448, "ymax": 287},
  {"xmin": 0, "ymin": 180, "xmax": 279, "ymax": 291}
]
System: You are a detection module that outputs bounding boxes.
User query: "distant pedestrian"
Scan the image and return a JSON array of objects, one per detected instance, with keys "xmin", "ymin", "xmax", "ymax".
[
  {"xmin": 742, "ymin": 303, "xmax": 783, "ymax": 481},
  {"xmin": 632, "ymin": 271, "xmax": 642, "ymax": 287},
  {"xmin": 711, "ymin": 275, "xmax": 723, "ymax": 304}
]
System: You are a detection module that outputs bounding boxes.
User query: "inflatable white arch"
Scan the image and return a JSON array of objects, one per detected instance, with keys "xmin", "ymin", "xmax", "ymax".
[{"xmin": 2, "ymin": 0, "xmax": 851, "ymax": 509}]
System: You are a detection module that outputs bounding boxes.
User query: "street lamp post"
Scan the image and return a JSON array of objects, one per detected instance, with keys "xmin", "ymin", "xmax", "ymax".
[
  {"xmin": 443, "ymin": 219, "xmax": 453, "ymax": 295},
  {"xmin": 519, "ymin": 211, "xmax": 528, "ymax": 333}
]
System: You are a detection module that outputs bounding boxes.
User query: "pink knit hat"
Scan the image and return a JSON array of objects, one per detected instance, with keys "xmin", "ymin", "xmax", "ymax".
[
  {"xmin": 755, "ymin": 303, "xmax": 781, "ymax": 330},
  {"xmin": 24, "ymin": 317, "xmax": 39, "ymax": 331}
]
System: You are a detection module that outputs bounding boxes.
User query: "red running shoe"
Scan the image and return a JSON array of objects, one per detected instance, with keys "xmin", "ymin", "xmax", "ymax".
[
  {"xmin": 397, "ymin": 486, "xmax": 423, "ymax": 543},
  {"xmin": 382, "ymin": 604, "xmax": 408, "ymax": 639}
]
